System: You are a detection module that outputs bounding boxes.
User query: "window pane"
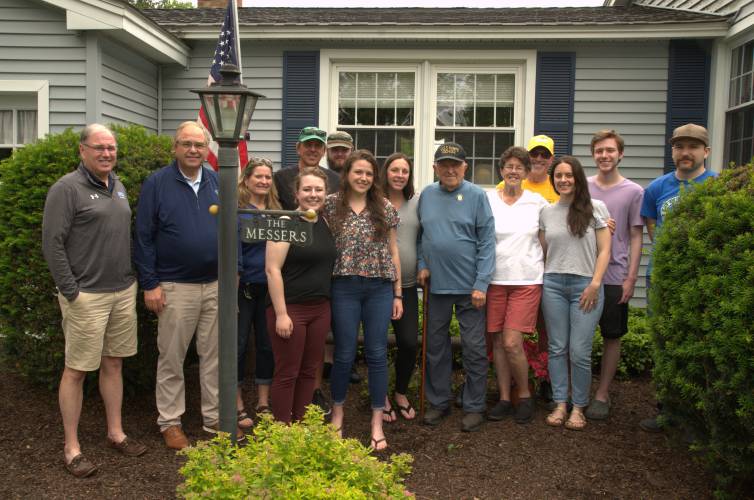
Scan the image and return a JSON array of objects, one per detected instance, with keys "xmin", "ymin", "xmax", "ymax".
[
  {"xmin": 376, "ymin": 129, "xmax": 395, "ymax": 158},
  {"xmin": 745, "ymin": 108, "xmax": 753, "ymax": 138},
  {"xmin": 744, "ymin": 42, "xmax": 754, "ymax": 73},
  {"xmin": 476, "ymin": 74, "xmax": 495, "ymax": 101},
  {"xmin": 396, "ymin": 73, "xmax": 415, "ymax": 100},
  {"xmin": 357, "ymin": 73, "xmax": 376, "ymax": 98},
  {"xmin": 496, "ymin": 75, "xmax": 515, "ymax": 102},
  {"xmin": 743, "ymin": 74, "xmax": 752, "ymax": 104},
  {"xmin": 17, "ymin": 110, "xmax": 36, "ymax": 144},
  {"xmin": 339, "ymin": 72, "xmax": 357, "ymax": 98},
  {"xmin": 456, "ymin": 100, "xmax": 473, "ymax": 127},
  {"xmin": 494, "ymin": 132, "xmax": 514, "ymax": 158},
  {"xmin": 376, "ymin": 73, "xmax": 395, "ymax": 99},
  {"xmin": 339, "ymin": 100, "xmax": 356, "ymax": 125},
  {"xmin": 353, "ymin": 129, "xmax": 376, "ymax": 154},
  {"xmin": 732, "ymin": 46, "xmax": 742, "ymax": 78},
  {"xmin": 437, "ymin": 73, "xmax": 454, "ymax": 101},
  {"xmin": 475, "ymin": 132, "xmax": 494, "ymax": 158},
  {"xmin": 454, "ymin": 132, "xmax": 474, "ymax": 155},
  {"xmin": 476, "ymin": 102, "xmax": 494, "ymax": 127},
  {"xmin": 357, "ymin": 102, "xmax": 376, "ymax": 126},
  {"xmin": 0, "ymin": 111, "xmax": 12, "ymax": 144},
  {"xmin": 456, "ymin": 74, "xmax": 474, "ymax": 101},
  {"xmin": 376, "ymin": 99, "xmax": 395, "ymax": 126},
  {"xmin": 474, "ymin": 161, "xmax": 494, "ymax": 185},
  {"xmin": 396, "ymin": 130, "xmax": 414, "ymax": 157},
  {"xmin": 742, "ymin": 139, "xmax": 752, "ymax": 165},
  {"xmin": 436, "ymin": 101, "xmax": 454, "ymax": 126},
  {"xmin": 496, "ymin": 104, "xmax": 513, "ymax": 127},
  {"xmin": 729, "ymin": 140, "xmax": 741, "ymax": 167},
  {"xmin": 732, "ymin": 110, "xmax": 743, "ymax": 138},
  {"xmin": 396, "ymin": 101, "xmax": 413, "ymax": 126},
  {"xmin": 730, "ymin": 80, "xmax": 737, "ymax": 108}
]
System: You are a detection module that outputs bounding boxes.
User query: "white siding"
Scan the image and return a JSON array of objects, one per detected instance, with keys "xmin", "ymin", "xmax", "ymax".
[
  {"xmin": 101, "ymin": 38, "xmax": 159, "ymax": 132},
  {"xmin": 160, "ymin": 41, "xmax": 283, "ymax": 165},
  {"xmin": 0, "ymin": 0, "xmax": 86, "ymax": 133}
]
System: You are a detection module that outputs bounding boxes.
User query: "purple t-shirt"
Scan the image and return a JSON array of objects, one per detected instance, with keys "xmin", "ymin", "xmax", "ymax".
[{"xmin": 588, "ymin": 177, "xmax": 644, "ymax": 286}]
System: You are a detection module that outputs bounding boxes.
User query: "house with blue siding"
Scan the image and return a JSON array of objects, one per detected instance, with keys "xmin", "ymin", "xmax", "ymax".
[{"xmin": 2, "ymin": 0, "xmax": 751, "ymax": 305}]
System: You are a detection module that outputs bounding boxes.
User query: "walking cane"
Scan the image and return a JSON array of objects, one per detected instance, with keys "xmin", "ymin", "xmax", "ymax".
[{"xmin": 420, "ymin": 284, "xmax": 429, "ymax": 418}]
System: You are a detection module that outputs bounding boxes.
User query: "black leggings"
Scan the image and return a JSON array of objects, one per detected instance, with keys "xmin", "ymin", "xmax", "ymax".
[{"xmin": 391, "ymin": 286, "xmax": 419, "ymax": 395}]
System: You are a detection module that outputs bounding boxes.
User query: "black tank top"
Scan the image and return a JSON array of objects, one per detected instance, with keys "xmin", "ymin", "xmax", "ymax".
[{"xmin": 278, "ymin": 217, "xmax": 336, "ymax": 304}]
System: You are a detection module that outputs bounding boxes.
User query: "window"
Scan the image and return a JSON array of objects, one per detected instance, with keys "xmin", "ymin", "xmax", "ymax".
[
  {"xmin": 0, "ymin": 109, "xmax": 38, "ymax": 160},
  {"xmin": 337, "ymin": 71, "xmax": 416, "ymax": 163},
  {"xmin": 0, "ymin": 81, "xmax": 49, "ymax": 161},
  {"xmin": 434, "ymin": 72, "xmax": 515, "ymax": 185},
  {"xmin": 324, "ymin": 50, "xmax": 536, "ymax": 189},
  {"xmin": 726, "ymin": 41, "xmax": 754, "ymax": 167}
]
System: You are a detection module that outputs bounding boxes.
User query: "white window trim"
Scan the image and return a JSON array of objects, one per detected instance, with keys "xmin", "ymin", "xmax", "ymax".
[
  {"xmin": 0, "ymin": 80, "xmax": 50, "ymax": 144},
  {"xmin": 320, "ymin": 49, "xmax": 537, "ymax": 188}
]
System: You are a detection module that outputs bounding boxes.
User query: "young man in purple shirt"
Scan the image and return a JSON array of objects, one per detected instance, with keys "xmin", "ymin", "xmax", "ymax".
[{"xmin": 585, "ymin": 129, "xmax": 644, "ymax": 420}]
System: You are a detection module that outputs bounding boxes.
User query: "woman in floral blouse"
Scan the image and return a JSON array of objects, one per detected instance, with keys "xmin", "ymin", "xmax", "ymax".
[{"xmin": 325, "ymin": 149, "xmax": 402, "ymax": 451}]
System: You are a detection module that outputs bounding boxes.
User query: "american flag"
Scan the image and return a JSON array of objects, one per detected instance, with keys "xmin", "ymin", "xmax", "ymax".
[{"xmin": 198, "ymin": 0, "xmax": 248, "ymax": 171}]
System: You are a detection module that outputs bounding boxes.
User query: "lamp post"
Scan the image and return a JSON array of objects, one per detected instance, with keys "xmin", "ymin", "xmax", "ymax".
[{"xmin": 192, "ymin": 64, "xmax": 264, "ymax": 442}]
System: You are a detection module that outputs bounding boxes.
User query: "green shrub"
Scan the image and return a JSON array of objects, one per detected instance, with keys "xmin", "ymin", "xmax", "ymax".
[
  {"xmin": 0, "ymin": 125, "xmax": 173, "ymax": 390},
  {"xmin": 178, "ymin": 407, "xmax": 413, "ymax": 499},
  {"xmin": 592, "ymin": 307, "xmax": 653, "ymax": 378},
  {"xmin": 649, "ymin": 165, "xmax": 754, "ymax": 495}
]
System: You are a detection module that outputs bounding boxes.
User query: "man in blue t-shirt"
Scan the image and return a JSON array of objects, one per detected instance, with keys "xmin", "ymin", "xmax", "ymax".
[{"xmin": 639, "ymin": 123, "xmax": 717, "ymax": 432}]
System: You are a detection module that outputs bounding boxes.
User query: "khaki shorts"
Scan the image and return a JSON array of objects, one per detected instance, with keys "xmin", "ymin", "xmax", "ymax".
[{"xmin": 58, "ymin": 281, "xmax": 138, "ymax": 372}]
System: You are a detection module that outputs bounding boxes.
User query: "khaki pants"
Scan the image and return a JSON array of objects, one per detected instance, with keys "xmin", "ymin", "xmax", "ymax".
[
  {"xmin": 155, "ymin": 281, "xmax": 218, "ymax": 430},
  {"xmin": 58, "ymin": 282, "xmax": 138, "ymax": 372}
]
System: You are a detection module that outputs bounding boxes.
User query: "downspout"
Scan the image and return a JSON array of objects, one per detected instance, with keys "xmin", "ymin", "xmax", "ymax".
[{"xmin": 157, "ymin": 65, "xmax": 163, "ymax": 135}]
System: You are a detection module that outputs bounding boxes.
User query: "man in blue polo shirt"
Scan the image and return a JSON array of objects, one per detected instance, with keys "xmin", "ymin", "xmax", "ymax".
[
  {"xmin": 639, "ymin": 122, "xmax": 717, "ymax": 432},
  {"xmin": 417, "ymin": 142, "xmax": 496, "ymax": 432},
  {"xmin": 134, "ymin": 121, "xmax": 242, "ymax": 449}
]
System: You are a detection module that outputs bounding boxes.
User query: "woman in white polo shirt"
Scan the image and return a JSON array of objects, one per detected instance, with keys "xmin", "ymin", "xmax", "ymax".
[{"xmin": 486, "ymin": 146, "xmax": 549, "ymax": 424}]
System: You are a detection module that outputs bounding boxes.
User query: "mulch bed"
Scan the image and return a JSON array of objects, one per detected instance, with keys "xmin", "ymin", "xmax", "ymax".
[{"xmin": 0, "ymin": 360, "xmax": 713, "ymax": 499}]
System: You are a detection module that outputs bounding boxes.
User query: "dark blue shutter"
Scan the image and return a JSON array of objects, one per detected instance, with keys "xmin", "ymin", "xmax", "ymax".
[
  {"xmin": 281, "ymin": 51, "xmax": 319, "ymax": 167},
  {"xmin": 534, "ymin": 52, "xmax": 575, "ymax": 157},
  {"xmin": 664, "ymin": 40, "xmax": 711, "ymax": 173}
]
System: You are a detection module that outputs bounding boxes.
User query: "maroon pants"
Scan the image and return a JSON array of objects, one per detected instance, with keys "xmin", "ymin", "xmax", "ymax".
[{"xmin": 267, "ymin": 299, "xmax": 330, "ymax": 424}]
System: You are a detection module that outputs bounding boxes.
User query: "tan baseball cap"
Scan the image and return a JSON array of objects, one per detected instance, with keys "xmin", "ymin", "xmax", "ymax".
[
  {"xmin": 669, "ymin": 123, "xmax": 709, "ymax": 147},
  {"xmin": 326, "ymin": 131, "xmax": 354, "ymax": 149}
]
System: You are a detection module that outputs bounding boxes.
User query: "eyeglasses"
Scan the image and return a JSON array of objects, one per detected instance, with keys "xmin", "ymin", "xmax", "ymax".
[
  {"xmin": 81, "ymin": 143, "xmax": 117, "ymax": 153},
  {"xmin": 530, "ymin": 151, "xmax": 552, "ymax": 159},
  {"xmin": 502, "ymin": 165, "xmax": 527, "ymax": 172},
  {"xmin": 176, "ymin": 140, "xmax": 208, "ymax": 150}
]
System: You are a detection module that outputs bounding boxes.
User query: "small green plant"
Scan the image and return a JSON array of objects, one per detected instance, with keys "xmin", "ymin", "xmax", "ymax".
[
  {"xmin": 591, "ymin": 307, "xmax": 653, "ymax": 378},
  {"xmin": 178, "ymin": 407, "xmax": 413, "ymax": 499}
]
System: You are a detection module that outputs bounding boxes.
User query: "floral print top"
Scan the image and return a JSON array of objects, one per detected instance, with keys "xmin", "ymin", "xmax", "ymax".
[{"xmin": 323, "ymin": 194, "xmax": 400, "ymax": 280}]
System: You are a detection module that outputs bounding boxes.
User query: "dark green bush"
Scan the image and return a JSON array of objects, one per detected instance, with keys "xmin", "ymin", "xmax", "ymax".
[
  {"xmin": 0, "ymin": 125, "xmax": 173, "ymax": 390},
  {"xmin": 592, "ymin": 307, "xmax": 653, "ymax": 378},
  {"xmin": 649, "ymin": 165, "xmax": 754, "ymax": 495},
  {"xmin": 178, "ymin": 407, "xmax": 413, "ymax": 498}
]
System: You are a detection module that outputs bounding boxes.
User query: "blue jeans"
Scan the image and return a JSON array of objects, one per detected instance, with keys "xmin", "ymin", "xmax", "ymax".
[
  {"xmin": 237, "ymin": 283, "xmax": 273, "ymax": 385},
  {"xmin": 541, "ymin": 273, "xmax": 603, "ymax": 408},
  {"xmin": 330, "ymin": 276, "xmax": 392, "ymax": 410}
]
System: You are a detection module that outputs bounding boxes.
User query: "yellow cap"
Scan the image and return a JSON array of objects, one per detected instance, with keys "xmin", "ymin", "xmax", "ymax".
[{"xmin": 526, "ymin": 135, "xmax": 555, "ymax": 155}]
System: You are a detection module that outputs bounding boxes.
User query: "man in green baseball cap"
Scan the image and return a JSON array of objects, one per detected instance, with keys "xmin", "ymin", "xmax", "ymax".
[{"xmin": 274, "ymin": 126, "xmax": 339, "ymax": 210}]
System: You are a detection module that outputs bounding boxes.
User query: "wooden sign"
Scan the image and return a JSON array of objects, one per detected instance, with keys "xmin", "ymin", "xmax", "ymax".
[{"xmin": 240, "ymin": 216, "xmax": 313, "ymax": 246}]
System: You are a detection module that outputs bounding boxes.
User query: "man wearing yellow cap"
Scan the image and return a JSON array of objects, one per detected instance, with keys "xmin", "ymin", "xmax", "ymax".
[{"xmin": 497, "ymin": 135, "xmax": 559, "ymax": 204}]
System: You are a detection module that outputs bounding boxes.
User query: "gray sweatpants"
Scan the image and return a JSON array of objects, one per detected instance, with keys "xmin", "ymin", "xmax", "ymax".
[{"xmin": 424, "ymin": 293, "xmax": 487, "ymax": 413}]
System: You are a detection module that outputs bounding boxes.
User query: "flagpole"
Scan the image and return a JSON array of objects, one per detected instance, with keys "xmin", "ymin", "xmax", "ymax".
[{"xmin": 232, "ymin": 0, "xmax": 243, "ymax": 84}]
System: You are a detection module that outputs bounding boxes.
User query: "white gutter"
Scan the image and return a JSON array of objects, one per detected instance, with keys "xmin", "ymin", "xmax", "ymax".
[
  {"xmin": 40, "ymin": 0, "xmax": 190, "ymax": 66},
  {"xmin": 171, "ymin": 22, "xmax": 730, "ymax": 41}
]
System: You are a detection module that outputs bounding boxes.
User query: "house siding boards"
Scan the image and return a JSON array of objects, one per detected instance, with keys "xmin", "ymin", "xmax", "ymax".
[
  {"xmin": 100, "ymin": 38, "xmax": 159, "ymax": 132},
  {"xmin": 160, "ymin": 41, "xmax": 283, "ymax": 164},
  {"xmin": 0, "ymin": 0, "xmax": 86, "ymax": 133},
  {"xmin": 570, "ymin": 42, "xmax": 670, "ymax": 307}
]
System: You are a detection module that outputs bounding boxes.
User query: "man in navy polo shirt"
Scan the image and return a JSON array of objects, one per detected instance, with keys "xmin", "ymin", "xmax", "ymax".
[{"xmin": 135, "ymin": 121, "xmax": 242, "ymax": 449}]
